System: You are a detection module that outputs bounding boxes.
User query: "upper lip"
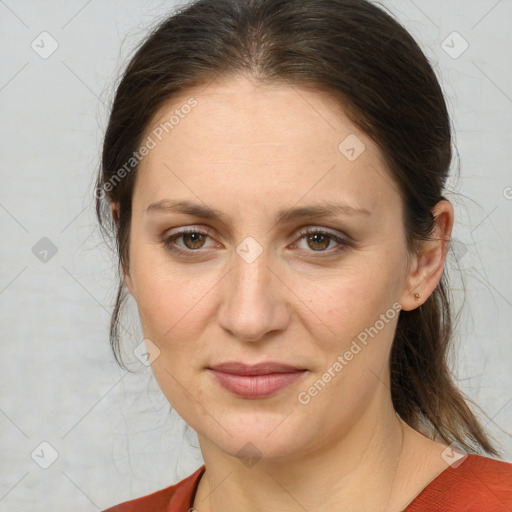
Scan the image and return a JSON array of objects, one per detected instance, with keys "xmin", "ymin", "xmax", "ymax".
[{"xmin": 207, "ymin": 362, "xmax": 307, "ymax": 375}]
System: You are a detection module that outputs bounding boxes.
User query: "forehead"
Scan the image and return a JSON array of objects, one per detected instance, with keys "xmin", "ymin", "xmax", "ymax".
[{"xmin": 134, "ymin": 75, "xmax": 400, "ymax": 217}]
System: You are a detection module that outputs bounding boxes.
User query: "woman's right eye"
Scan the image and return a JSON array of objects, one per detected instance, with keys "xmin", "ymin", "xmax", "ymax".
[{"xmin": 161, "ymin": 228, "xmax": 214, "ymax": 255}]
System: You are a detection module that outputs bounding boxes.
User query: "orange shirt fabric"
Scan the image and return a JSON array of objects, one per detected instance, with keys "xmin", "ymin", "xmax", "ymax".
[{"xmin": 103, "ymin": 454, "xmax": 512, "ymax": 511}]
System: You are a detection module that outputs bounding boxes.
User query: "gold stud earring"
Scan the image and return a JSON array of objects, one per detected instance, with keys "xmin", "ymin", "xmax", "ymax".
[{"xmin": 414, "ymin": 293, "xmax": 420, "ymax": 299}]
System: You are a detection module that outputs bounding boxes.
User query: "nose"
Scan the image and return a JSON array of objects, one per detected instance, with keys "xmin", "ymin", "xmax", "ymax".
[{"xmin": 217, "ymin": 245, "xmax": 291, "ymax": 342}]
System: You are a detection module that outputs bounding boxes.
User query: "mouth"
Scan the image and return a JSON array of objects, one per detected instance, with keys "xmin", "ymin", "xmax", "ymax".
[{"xmin": 206, "ymin": 361, "xmax": 308, "ymax": 399}]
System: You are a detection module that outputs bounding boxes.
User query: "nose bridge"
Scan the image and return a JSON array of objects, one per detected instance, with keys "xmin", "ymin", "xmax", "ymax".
[
  {"xmin": 233, "ymin": 235, "xmax": 271, "ymax": 297},
  {"xmin": 218, "ymin": 235, "xmax": 289, "ymax": 341}
]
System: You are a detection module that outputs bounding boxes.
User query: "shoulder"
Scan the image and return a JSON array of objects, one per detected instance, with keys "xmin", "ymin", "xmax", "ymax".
[
  {"xmin": 102, "ymin": 465, "xmax": 206, "ymax": 512},
  {"xmin": 406, "ymin": 454, "xmax": 512, "ymax": 512}
]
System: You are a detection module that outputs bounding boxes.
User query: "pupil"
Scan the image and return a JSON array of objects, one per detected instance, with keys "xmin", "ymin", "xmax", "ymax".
[
  {"xmin": 309, "ymin": 233, "xmax": 328, "ymax": 250},
  {"xmin": 186, "ymin": 232, "xmax": 203, "ymax": 248}
]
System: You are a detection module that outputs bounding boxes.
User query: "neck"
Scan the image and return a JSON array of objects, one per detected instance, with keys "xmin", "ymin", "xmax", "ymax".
[{"xmin": 193, "ymin": 391, "xmax": 409, "ymax": 512}]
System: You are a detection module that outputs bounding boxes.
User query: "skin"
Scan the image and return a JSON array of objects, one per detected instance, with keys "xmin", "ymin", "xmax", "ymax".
[{"xmin": 116, "ymin": 74, "xmax": 455, "ymax": 512}]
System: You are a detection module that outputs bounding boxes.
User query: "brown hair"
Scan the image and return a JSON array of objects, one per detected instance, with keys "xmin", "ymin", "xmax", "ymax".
[{"xmin": 95, "ymin": 0, "xmax": 499, "ymax": 456}]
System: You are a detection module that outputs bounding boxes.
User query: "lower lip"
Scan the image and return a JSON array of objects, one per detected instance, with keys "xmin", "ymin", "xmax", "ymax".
[{"xmin": 207, "ymin": 369, "xmax": 307, "ymax": 399}]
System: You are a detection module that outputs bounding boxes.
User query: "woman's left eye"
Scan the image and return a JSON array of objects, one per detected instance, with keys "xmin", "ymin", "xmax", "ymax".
[
  {"xmin": 294, "ymin": 228, "xmax": 350, "ymax": 254},
  {"xmin": 161, "ymin": 227, "xmax": 351, "ymax": 256}
]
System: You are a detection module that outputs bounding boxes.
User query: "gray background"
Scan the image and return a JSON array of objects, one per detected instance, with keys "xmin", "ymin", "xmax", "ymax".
[{"xmin": 0, "ymin": 0, "xmax": 511, "ymax": 510}]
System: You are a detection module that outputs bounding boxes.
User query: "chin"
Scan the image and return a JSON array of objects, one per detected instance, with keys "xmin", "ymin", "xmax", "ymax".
[
  {"xmin": 196, "ymin": 411, "xmax": 314, "ymax": 463},
  {"xmin": 218, "ymin": 434, "xmax": 302, "ymax": 463}
]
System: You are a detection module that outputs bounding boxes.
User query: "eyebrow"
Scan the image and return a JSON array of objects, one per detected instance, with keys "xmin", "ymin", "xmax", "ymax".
[{"xmin": 145, "ymin": 199, "xmax": 371, "ymax": 224}]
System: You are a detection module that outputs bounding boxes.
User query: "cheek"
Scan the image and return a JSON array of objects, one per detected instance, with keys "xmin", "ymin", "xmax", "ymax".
[
  {"xmin": 292, "ymin": 262, "xmax": 402, "ymax": 403},
  {"xmin": 296, "ymin": 262, "xmax": 399, "ymax": 341},
  {"xmin": 131, "ymin": 247, "xmax": 219, "ymax": 341},
  {"xmin": 130, "ymin": 262, "xmax": 216, "ymax": 413}
]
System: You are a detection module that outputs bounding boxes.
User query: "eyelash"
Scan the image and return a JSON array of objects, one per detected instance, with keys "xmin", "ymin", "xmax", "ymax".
[{"xmin": 161, "ymin": 227, "xmax": 351, "ymax": 257}]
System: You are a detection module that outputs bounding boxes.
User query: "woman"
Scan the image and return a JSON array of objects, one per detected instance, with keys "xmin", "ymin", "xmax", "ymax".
[{"xmin": 96, "ymin": 0, "xmax": 512, "ymax": 510}]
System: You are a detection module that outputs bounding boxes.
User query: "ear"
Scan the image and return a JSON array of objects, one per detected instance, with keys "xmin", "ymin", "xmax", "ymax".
[
  {"xmin": 110, "ymin": 200, "xmax": 120, "ymax": 227},
  {"xmin": 124, "ymin": 270, "xmax": 135, "ymax": 298},
  {"xmin": 400, "ymin": 199, "xmax": 454, "ymax": 311},
  {"xmin": 110, "ymin": 201, "xmax": 136, "ymax": 298}
]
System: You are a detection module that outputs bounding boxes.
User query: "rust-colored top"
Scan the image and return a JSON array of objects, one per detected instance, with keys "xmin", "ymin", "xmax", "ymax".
[{"xmin": 103, "ymin": 454, "xmax": 512, "ymax": 511}]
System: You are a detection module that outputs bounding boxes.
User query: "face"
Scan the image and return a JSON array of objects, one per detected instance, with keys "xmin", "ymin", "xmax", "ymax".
[{"xmin": 122, "ymin": 75, "xmax": 420, "ymax": 461}]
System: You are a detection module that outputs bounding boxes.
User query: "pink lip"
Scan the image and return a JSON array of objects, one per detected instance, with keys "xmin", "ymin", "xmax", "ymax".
[{"xmin": 206, "ymin": 362, "xmax": 308, "ymax": 399}]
